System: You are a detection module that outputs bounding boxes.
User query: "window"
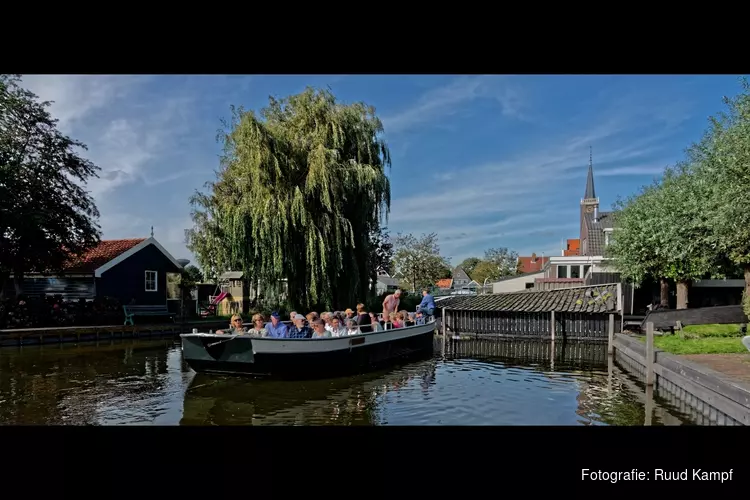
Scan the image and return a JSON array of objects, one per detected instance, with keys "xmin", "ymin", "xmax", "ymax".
[
  {"xmin": 525, "ymin": 282, "xmax": 534, "ymax": 289},
  {"xmin": 570, "ymin": 265, "xmax": 581, "ymax": 279},
  {"xmin": 557, "ymin": 265, "xmax": 568, "ymax": 279},
  {"xmin": 145, "ymin": 270, "xmax": 157, "ymax": 292}
]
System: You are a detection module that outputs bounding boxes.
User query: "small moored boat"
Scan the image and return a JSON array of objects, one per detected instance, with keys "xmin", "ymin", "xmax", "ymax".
[{"xmin": 180, "ymin": 319, "xmax": 437, "ymax": 379}]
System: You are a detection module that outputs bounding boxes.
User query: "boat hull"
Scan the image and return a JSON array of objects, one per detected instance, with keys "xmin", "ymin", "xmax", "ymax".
[{"xmin": 180, "ymin": 320, "xmax": 436, "ymax": 379}]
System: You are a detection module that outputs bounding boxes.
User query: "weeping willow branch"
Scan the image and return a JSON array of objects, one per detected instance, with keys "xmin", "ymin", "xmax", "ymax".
[{"xmin": 188, "ymin": 87, "xmax": 391, "ymax": 310}]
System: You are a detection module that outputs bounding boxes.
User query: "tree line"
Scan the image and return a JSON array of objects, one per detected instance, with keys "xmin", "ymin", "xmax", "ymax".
[
  {"xmin": 607, "ymin": 78, "xmax": 750, "ymax": 315},
  {"xmin": 0, "ymin": 75, "xmax": 102, "ymax": 297}
]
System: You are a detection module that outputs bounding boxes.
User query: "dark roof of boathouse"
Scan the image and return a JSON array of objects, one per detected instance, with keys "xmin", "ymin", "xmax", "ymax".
[{"xmin": 436, "ymin": 283, "xmax": 619, "ymax": 314}]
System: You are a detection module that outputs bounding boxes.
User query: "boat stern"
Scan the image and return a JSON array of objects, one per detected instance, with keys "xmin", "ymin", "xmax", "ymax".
[{"xmin": 180, "ymin": 334, "xmax": 256, "ymax": 372}]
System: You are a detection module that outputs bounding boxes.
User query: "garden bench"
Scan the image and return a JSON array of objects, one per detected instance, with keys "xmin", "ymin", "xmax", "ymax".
[{"xmin": 123, "ymin": 304, "xmax": 176, "ymax": 326}]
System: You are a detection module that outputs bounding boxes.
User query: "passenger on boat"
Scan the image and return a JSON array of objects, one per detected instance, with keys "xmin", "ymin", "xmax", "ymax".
[
  {"xmin": 382, "ymin": 289, "xmax": 401, "ymax": 319},
  {"xmin": 289, "ymin": 311, "xmax": 297, "ymax": 322},
  {"xmin": 265, "ymin": 311, "xmax": 289, "ymax": 338},
  {"xmin": 389, "ymin": 312, "xmax": 403, "ymax": 329},
  {"xmin": 417, "ymin": 289, "xmax": 436, "ymax": 317},
  {"xmin": 398, "ymin": 310, "xmax": 410, "ymax": 325},
  {"xmin": 289, "ymin": 313, "xmax": 313, "ymax": 338},
  {"xmin": 346, "ymin": 319, "xmax": 359, "ymax": 335},
  {"xmin": 248, "ymin": 313, "xmax": 268, "ymax": 337},
  {"xmin": 355, "ymin": 303, "xmax": 369, "ymax": 325},
  {"xmin": 310, "ymin": 318, "xmax": 332, "ymax": 338},
  {"xmin": 216, "ymin": 314, "xmax": 247, "ymax": 335},
  {"xmin": 415, "ymin": 310, "xmax": 425, "ymax": 325},
  {"xmin": 329, "ymin": 317, "xmax": 347, "ymax": 337},
  {"xmin": 344, "ymin": 308, "xmax": 356, "ymax": 323},
  {"xmin": 369, "ymin": 312, "xmax": 384, "ymax": 331}
]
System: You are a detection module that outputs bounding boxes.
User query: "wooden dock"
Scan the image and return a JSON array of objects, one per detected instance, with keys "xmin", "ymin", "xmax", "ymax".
[{"xmin": 0, "ymin": 320, "xmax": 229, "ymax": 347}]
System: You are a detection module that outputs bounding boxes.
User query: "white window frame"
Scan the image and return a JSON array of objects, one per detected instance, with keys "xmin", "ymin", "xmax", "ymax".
[{"xmin": 145, "ymin": 270, "xmax": 158, "ymax": 292}]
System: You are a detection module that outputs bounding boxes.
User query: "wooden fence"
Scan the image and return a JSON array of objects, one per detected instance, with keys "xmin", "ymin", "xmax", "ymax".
[
  {"xmin": 443, "ymin": 309, "xmax": 620, "ymax": 342},
  {"xmin": 444, "ymin": 337, "xmax": 608, "ymax": 368}
]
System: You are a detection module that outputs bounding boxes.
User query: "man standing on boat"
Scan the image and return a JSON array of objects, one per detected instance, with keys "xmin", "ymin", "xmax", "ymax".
[
  {"xmin": 382, "ymin": 289, "xmax": 401, "ymax": 321},
  {"xmin": 417, "ymin": 288, "xmax": 436, "ymax": 319},
  {"xmin": 265, "ymin": 311, "xmax": 289, "ymax": 338}
]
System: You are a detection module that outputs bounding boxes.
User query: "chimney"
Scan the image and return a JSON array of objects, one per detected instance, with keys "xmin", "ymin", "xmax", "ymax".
[
  {"xmin": 593, "ymin": 206, "xmax": 598, "ymax": 223},
  {"xmin": 531, "ymin": 252, "xmax": 537, "ymax": 263}
]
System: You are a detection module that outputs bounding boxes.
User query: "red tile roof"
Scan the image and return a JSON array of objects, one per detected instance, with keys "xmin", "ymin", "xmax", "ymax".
[
  {"xmin": 517, "ymin": 255, "xmax": 549, "ymax": 274},
  {"xmin": 435, "ymin": 278, "xmax": 453, "ymax": 289},
  {"xmin": 64, "ymin": 238, "xmax": 146, "ymax": 273}
]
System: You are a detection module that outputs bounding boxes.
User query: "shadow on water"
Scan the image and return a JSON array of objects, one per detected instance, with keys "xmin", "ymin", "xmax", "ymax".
[{"xmin": 0, "ymin": 336, "xmax": 697, "ymax": 425}]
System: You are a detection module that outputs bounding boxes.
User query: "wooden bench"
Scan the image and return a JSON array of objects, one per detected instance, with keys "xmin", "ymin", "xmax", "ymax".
[{"xmin": 123, "ymin": 304, "xmax": 176, "ymax": 326}]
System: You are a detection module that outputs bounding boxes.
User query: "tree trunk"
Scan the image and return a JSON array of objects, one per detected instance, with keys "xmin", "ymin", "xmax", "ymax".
[
  {"xmin": 676, "ymin": 280, "xmax": 690, "ymax": 310},
  {"xmin": 13, "ymin": 266, "xmax": 24, "ymax": 297},
  {"xmin": 659, "ymin": 278, "xmax": 670, "ymax": 308},
  {"xmin": 744, "ymin": 265, "xmax": 750, "ymax": 301}
]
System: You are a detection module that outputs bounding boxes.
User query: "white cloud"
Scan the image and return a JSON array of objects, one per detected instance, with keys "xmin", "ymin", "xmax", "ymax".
[{"xmin": 381, "ymin": 76, "xmax": 528, "ymax": 134}]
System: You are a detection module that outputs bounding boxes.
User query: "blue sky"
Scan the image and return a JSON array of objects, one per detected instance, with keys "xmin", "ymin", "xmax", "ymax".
[{"xmin": 21, "ymin": 74, "xmax": 745, "ymax": 269}]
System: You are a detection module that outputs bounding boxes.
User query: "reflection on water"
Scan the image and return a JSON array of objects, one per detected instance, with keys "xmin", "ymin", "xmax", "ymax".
[{"xmin": 0, "ymin": 338, "xmax": 695, "ymax": 425}]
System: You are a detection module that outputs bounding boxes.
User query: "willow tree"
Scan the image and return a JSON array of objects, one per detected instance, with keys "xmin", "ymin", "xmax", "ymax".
[{"xmin": 189, "ymin": 87, "xmax": 391, "ymax": 311}]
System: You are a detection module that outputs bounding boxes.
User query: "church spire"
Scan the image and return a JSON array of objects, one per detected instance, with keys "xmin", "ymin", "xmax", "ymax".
[{"xmin": 583, "ymin": 146, "xmax": 596, "ymax": 200}]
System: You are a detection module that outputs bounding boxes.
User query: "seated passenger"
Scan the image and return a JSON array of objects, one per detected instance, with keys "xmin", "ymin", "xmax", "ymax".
[
  {"xmin": 216, "ymin": 314, "xmax": 247, "ymax": 335},
  {"xmin": 289, "ymin": 313, "xmax": 313, "ymax": 338},
  {"xmin": 329, "ymin": 317, "xmax": 347, "ymax": 337},
  {"xmin": 415, "ymin": 311, "xmax": 426, "ymax": 325},
  {"xmin": 310, "ymin": 318, "xmax": 331, "ymax": 338},
  {"xmin": 265, "ymin": 311, "xmax": 289, "ymax": 338},
  {"xmin": 369, "ymin": 312, "xmax": 383, "ymax": 332},
  {"xmin": 248, "ymin": 313, "xmax": 268, "ymax": 337},
  {"xmin": 389, "ymin": 312, "xmax": 402, "ymax": 329},
  {"xmin": 346, "ymin": 319, "xmax": 359, "ymax": 335}
]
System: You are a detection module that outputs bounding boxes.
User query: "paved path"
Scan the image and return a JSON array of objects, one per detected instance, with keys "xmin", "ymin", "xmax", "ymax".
[{"xmin": 680, "ymin": 353, "xmax": 750, "ymax": 385}]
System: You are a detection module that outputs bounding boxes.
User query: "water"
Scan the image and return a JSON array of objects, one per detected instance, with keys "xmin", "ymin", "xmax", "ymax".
[{"xmin": 0, "ymin": 338, "xmax": 695, "ymax": 425}]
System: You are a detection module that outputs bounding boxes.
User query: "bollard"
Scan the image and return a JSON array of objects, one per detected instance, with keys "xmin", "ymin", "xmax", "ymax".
[
  {"xmin": 645, "ymin": 322, "xmax": 655, "ymax": 386},
  {"xmin": 608, "ymin": 313, "xmax": 615, "ymax": 355}
]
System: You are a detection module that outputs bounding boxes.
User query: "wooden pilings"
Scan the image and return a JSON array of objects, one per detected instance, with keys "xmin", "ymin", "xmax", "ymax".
[{"xmin": 645, "ymin": 321, "xmax": 655, "ymax": 386}]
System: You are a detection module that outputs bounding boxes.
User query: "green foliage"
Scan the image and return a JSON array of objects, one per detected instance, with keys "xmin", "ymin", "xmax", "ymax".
[
  {"xmin": 0, "ymin": 74, "xmax": 101, "ymax": 290},
  {"xmin": 392, "ymin": 232, "xmax": 451, "ymax": 292},
  {"xmin": 186, "ymin": 87, "xmax": 391, "ymax": 311},
  {"xmin": 689, "ymin": 78, "xmax": 750, "ymax": 268},
  {"xmin": 183, "ymin": 265, "xmax": 204, "ymax": 285},
  {"xmin": 607, "ymin": 78, "xmax": 750, "ymax": 295},
  {"xmin": 462, "ymin": 248, "xmax": 519, "ymax": 284},
  {"xmin": 458, "ymin": 257, "xmax": 481, "ymax": 277}
]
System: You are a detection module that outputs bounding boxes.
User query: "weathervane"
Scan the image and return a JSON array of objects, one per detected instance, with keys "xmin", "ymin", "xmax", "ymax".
[{"xmin": 150, "ymin": 226, "xmax": 154, "ymax": 238}]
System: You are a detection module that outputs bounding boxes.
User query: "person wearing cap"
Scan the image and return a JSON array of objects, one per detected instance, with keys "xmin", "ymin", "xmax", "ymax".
[
  {"xmin": 265, "ymin": 311, "xmax": 289, "ymax": 338},
  {"xmin": 289, "ymin": 313, "xmax": 313, "ymax": 338},
  {"xmin": 344, "ymin": 308, "xmax": 355, "ymax": 322}
]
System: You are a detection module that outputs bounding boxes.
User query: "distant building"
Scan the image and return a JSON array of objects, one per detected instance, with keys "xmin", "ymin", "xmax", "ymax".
[
  {"xmin": 4, "ymin": 236, "xmax": 184, "ymax": 305},
  {"xmin": 516, "ymin": 253, "xmax": 549, "ymax": 274}
]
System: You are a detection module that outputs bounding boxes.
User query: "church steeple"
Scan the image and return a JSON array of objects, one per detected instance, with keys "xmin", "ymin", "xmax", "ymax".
[{"xmin": 583, "ymin": 146, "xmax": 596, "ymax": 200}]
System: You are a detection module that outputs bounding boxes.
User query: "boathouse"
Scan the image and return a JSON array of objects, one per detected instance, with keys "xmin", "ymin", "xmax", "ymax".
[
  {"xmin": 4, "ymin": 237, "xmax": 184, "ymax": 305},
  {"xmin": 436, "ymin": 283, "xmax": 622, "ymax": 342}
]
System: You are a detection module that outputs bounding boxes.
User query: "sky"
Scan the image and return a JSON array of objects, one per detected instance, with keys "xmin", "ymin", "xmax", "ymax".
[{"xmin": 20, "ymin": 74, "xmax": 746, "ymax": 269}]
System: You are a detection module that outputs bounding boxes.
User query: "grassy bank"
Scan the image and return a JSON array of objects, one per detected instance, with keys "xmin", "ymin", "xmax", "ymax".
[{"xmin": 640, "ymin": 323, "xmax": 748, "ymax": 355}]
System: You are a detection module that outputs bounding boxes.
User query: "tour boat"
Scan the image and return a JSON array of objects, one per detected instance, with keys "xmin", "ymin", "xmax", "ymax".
[{"xmin": 179, "ymin": 319, "xmax": 437, "ymax": 379}]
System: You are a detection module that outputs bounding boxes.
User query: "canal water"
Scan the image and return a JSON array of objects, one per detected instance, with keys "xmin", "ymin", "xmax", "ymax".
[{"xmin": 0, "ymin": 337, "xmax": 695, "ymax": 425}]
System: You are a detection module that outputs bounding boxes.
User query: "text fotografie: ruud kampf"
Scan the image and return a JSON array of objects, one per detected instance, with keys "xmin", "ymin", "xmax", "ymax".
[{"xmin": 581, "ymin": 469, "xmax": 733, "ymax": 483}]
